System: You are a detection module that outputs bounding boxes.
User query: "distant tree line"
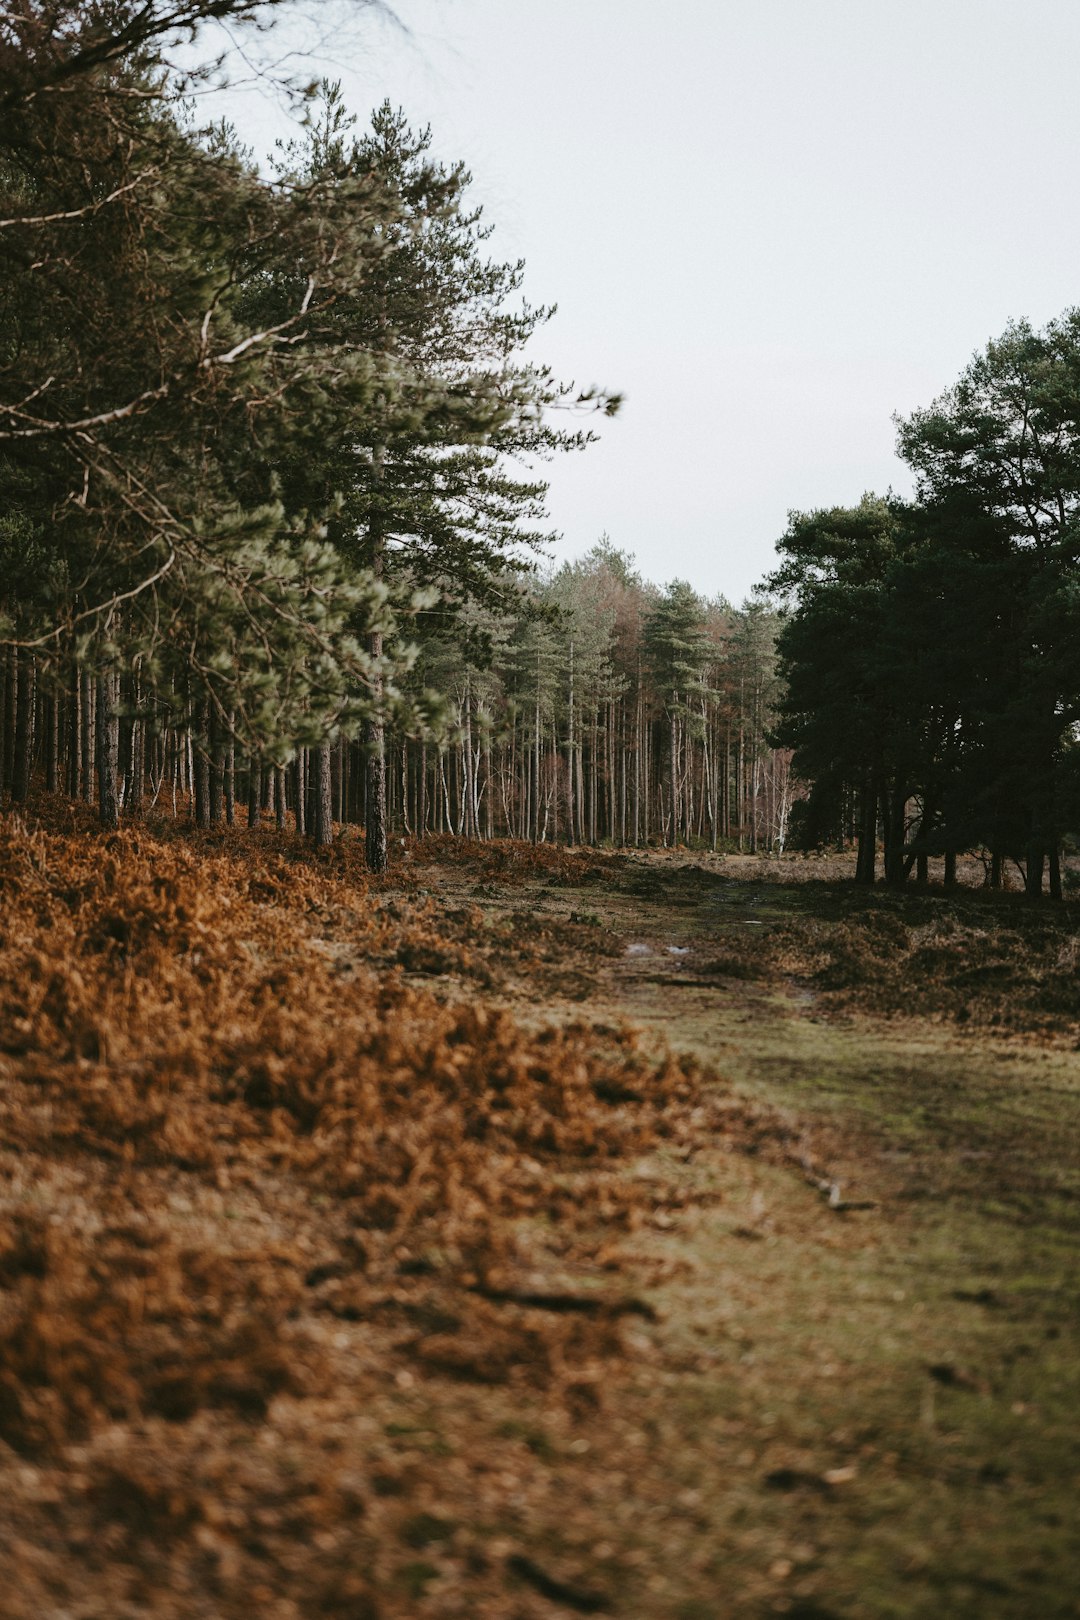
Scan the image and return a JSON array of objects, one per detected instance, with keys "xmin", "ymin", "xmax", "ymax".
[
  {"xmin": 389, "ymin": 546, "xmax": 789, "ymax": 852},
  {"xmin": 771, "ymin": 313, "xmax": 1080, "ymax": 896},
  {"xmin": 0, "ymin": 2, "xmax": 791, "ymax": 854}
]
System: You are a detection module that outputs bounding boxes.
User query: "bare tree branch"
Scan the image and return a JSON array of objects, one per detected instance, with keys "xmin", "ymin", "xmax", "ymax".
[{"xmin": 0, "ymin": 170, "xmax": 158, "ymax": 228}]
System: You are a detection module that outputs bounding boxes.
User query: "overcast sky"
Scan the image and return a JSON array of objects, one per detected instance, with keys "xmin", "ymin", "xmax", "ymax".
[{"xmin": 211, "ymin": 0, "xmax": 1080, "ymax": 603}]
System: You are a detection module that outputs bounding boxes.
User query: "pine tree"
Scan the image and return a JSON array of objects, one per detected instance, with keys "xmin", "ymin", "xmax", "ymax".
[
  {"xmin": 768, "ymin": 497, "xmax": 914, "ymax": 883},
  {"xmin": 269, "ymin": 91, "xmax": 616, "ymax": 866},
  {"xmin": 643, "ymin": 582, "xmax": 714, "ymax": 845}
]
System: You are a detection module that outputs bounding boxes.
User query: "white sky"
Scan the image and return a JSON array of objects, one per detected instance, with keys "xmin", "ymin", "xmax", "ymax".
[{"xmin": 208, "ymin": 0, "xmax": 1080, "ymax": 603}]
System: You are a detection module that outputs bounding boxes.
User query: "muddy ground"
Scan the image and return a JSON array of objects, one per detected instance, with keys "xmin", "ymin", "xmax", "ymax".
[{"xmin": 1, "ymin": 822, "xmax": 1078, "ymax": 1619}]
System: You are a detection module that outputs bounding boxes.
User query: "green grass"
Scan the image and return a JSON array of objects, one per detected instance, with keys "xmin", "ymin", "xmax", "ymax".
[{"xmin": 520, "ymin": 854, "xmax": 1080, "ymax": 1617}]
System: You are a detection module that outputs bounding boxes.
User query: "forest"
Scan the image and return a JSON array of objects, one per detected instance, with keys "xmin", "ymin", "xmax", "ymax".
[
  {"xmin": 2, "ymin": 4, "xmax": 1080, "ymax": 1619},
  {"xmin": 0, "ymin": 1, "xmax": 789, "ymax": 864},
  {"xmin": 3, "ymin": 3, "xmax": 1079, "ymax": 888}
]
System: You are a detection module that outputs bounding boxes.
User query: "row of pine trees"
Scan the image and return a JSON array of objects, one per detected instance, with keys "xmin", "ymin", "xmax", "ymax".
[{"xmin": 0, "ymin": 546, "xmax": 792, "ymax": 853}]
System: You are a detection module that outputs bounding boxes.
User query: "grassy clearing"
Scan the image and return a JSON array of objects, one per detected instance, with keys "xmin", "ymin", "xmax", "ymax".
[{"xmin": 1, "ymin": 818, "xmax": 1079, "ymax": 1617}]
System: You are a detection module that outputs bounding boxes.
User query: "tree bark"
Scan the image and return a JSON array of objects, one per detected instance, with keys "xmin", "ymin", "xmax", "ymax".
[
  {"xmin": 10, "ymin": 651, "xmax": 34, "ymax": 807},
  {"xmin": 248, "ymin": 759, "xmax": 262, "ymax": 828},
  {"xmin": 67, "ymin": 666, "xmax": 81, "ymax": 798},
  {"xmin": 46, "ymin": 688, "xmax": 59, "ymax": 793},
  {"xmin": 225, "ymin": 716, "xmax": 235, "ymax": 826},
  {"xmin": 364, "ymin": 705, "xmax": 387, "ymax": 870},
  {"xmin": 314, "ymin": 741, "xmax": 333, "ymax": 847},
  {"xmin": 336, "ymin": 736, "xmax": 346, "ymax": 824},
  {"xmin": 532, "ymin": 664, "xmax": 541, "ymax": 845},
  {"xmin": 364, "ymin": 441, "xmax": 388, "ymax": 872},
  {"xmin": 2, "ymin": 646, "xmax": 16, "ymax": 798},
  {"xmin": 855, "ymin": 778, "xmax": 876, "ymax": 885},
  {"xmin": 209, "ymin": 707, "xmax": 224, "ymax": 826},
  {"xmin": 0, "ymin": 649, "xmax": 8, "ymax": 800},
  {"xmin": 884, "ymin": 783, "xmax": 908, "ymax": 888},
  {"xmin": 293, "ymin": 752, "xmax": 306, "ymax": 837},
  {"xmin": 193, "ymin": 700, "xmax": 211, "ymax": 829},
  {"xmin": 80, "ymin": 667, "xmax": 94, "ymax": 803},
  {"xmin": 96, "ymin": 672, "xmax": 120, "ymax": 830}
]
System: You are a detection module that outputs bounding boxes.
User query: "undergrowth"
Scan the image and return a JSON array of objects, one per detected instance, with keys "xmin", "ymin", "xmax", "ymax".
[
  {"xmin": 0, "ymin": 815, "xmax": 763, "ymax": 1619},
  {"xmin": 697, "ymin": 886, "xmax": 1080, "ymax": 1035}
]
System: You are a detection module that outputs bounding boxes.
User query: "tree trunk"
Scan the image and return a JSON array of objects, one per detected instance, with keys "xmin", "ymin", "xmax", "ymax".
[
  {"xmin": 419, "ymin": 740, "xmax": 428, "ymax": 838},
  {"xmin": 133, "ymin": 681, "xmax": 147, "ymax": 811},
  {"xmin": 364, "ymin": 709, "xmax": 387, "ymax": 869},
  {"xmin": 292, "ymin": 752, "xmax": 306, "ymax": 837},
  {"xmin": 67, "ymin": 666, "xmax": 82, "ymax": 799},
  {"xmin": 314, "ymin": 741, "xmax": 333, "ymax": 847},
  {"xmin": 46, "ymin": 688, "xmax": 59, "ymax": 793},
  {"xmin": 736, "ymin": 723, "xmax": 745, "ymax": 852},
  {"xmin": 669, "ymin": 706, "xmax": 679, "ymax": 847},
  {"xmin": 364, "ymin": 442, "xmax": 389, "ymax": 872},
  {"xmin": 532, "ymin": 663, "xmax": 541, "ymax": 845},
  {"xmin": 80, "ymin": 668, "xmax": 94, "ymax": 803},
  {"xmin": 884, "ymin": 783, "xmax": 908, "ymax": 888},
  {"xmin": 633, "ymin": 669, "xmax": 642, "ymax": 846},
  {"xmin": 96, "ymin": 673, "xmax": 120, "ymax": 830},
  {"xmin": 484, "ymin": 733, "xmax": 493, "ymax": 840},
  {"xmin": 0, "ymin": 649, "xmax": 7, "ymax": 799},
  {"xmin": 225, "ymin": 717, "xmax": 236, "ymax": 826},
  {"xmin": 209, "ymin": 707, "xmax": 224, "ymax": 826},
  {"xmin": 10, "ymin": 651, "xmax": 35, "ymax": 807},
  {"xmin": 193, "ymin": 701, "xmax": 211, "ymax": 829},
  {"xmin": 248, "ymin": 759, "xmax": 262, "ymax": 828},
  {"xmin": 2, "ymin": 646, "xmax": 16, "ymax": 798},
  {"xmin": 336, "ymin": 736, "xmax": 346, "ymax": 825},
  {"xmin": 855, "ymin": 778, "xmax": 876, "ymax": 885},
  {"xmin": 919, "ymin": 806, "xmax": 932, "ymax": 887}
]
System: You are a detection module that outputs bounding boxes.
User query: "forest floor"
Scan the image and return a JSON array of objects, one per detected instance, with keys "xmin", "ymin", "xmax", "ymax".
[{"xmin": 1, "ymin": 811, "xmax": 1079, "ymax": 1620}]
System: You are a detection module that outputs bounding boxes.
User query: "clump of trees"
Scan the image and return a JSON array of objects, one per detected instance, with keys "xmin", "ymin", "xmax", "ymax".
[
  {"xmin": 771, "ymin": 313, "xmax": 1080, "ymax": 896},
  {"xmin": 0, "ymin": 1, "xmax": 615, "ymax": 858},
  {"xmin": 0, "ymin": 2, "xmax": 793, "ymax": 855}
]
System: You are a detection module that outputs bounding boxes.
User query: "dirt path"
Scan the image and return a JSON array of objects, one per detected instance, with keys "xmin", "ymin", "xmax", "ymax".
[{"xmin": 415, "ymin": 847, "xmax": 1080, "ymax": 1619}]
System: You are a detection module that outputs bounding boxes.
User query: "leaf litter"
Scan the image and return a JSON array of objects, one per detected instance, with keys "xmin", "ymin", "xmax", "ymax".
[{"xmin": 0, "ymin": 816, "xmax": 781, "ymax": 1618}]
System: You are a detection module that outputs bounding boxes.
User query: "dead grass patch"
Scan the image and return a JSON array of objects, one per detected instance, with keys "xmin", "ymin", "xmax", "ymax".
[
  {"xmin": 0, "ymin": 816, "xmax": 761, "ymax": 1618},
  {"xmin": 695, "ymin": 888, "xmax": 1080, "ymax": 1035}
]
